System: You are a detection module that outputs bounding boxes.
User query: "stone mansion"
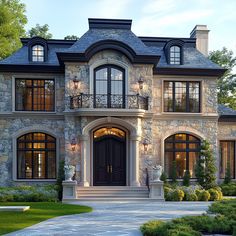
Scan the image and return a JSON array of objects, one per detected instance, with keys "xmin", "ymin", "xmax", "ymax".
[{"xmin": 0, "ymin": 19, "xmax": 235, "ymax": 198}]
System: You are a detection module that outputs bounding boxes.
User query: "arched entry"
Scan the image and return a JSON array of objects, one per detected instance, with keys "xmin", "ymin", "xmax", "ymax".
[{"xmin": 93, "ymin": 127, "xmax": 126, "ymax": 186}]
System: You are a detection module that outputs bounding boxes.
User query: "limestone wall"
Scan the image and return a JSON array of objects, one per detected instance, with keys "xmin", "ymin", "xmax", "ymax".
[{"xmin": 218, "ymin": 122, "xmax": 236, "ymax": 139}]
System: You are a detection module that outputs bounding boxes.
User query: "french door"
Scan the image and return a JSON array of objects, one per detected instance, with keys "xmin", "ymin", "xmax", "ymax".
[{"xmin": 94, "ymin": 65, "xmax": 125, "ymax": 108}]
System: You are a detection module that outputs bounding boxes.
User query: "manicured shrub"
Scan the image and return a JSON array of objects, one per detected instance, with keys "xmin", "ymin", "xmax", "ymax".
[
  {"xmin": 183, "ymin": 170, "xmax": 190, "ymax": 186},
  {"xmin": 140, "ymin": 220, "xmax": 166, "ymax": 236},
  {"xmin": 160, "ymin": 172, "xmax": 167, "ymax": 183},
  {"xmin": 220, "ymin": 182, "xmax": 236, "ymax": 196},
  {"xmin": 171, "ymin": 160, "xmax": 177, "ymax": 183},
  {"xmin": 0, "ymin": 185, "xmax": 58, "ymax": 202},
  {"xmin": 185, "ymin": 192, "xmax": 198, "ymax": 201},
  {"xmin": 56, "ymin": 160, "xmax": 65, "ymax": 201},
  {"xmin": 224, "ymin": 161, "xmax": 232, "ymax": 184},
  {"xmin": 197, "ymin": 190, "xmax": 210, "ymax": 201},
  {"xmin": 167, "ymin": 189, "xmax": 185, "ymax": 201},
  {"xmin": 208, "ymin": 188, "xmax": 220, "ymax": 201}
]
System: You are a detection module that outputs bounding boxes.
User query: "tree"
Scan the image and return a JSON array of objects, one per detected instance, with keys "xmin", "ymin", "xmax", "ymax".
[
  {"xmin": 0, "ymin": 0, "xmax": 27, "ymax": 60},
  {"xmin": 196, "ymin": 140, "xmax": 217, "ymax": 189},
  {"xmin": 27, "ymin": 24, "xmax": 52, "ymax": 39},
  {"xmin": 209, "ymin": 47, "xmax": 236, "ymax": 110},
  {"xmin": 64, "ymin": 35, "xmax": 79, "ymax": 40},
  {"xmin": 183, "ymin": 170, "xmax": 190, "ymax": 186},
  {"xmin": 171, "ymin": 160, "xmax": 177, "ymax": 183},
  {"xmin": 224, "ymin": 161, "xmax": 231, "ymax": 184}
]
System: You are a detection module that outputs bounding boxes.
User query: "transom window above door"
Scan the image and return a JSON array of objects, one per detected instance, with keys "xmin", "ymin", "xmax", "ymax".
[{"xmin": 94, "ymin": 65, "xmax": 125, "ymax": 108}]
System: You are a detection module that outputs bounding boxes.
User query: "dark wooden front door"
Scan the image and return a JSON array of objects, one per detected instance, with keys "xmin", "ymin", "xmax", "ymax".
[{"xmin": 94, "ymin": 134, "xmax": 126, "ymax": 186}]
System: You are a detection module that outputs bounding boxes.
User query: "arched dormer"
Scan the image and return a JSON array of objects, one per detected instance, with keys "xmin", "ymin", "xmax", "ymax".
[
  {"xmin": 164, "ymin": 39, "xmax": 184, "ymax": 65},
  {"xmin": 27, "ymin": 37, "xmax": 48, "ymax": 62}
]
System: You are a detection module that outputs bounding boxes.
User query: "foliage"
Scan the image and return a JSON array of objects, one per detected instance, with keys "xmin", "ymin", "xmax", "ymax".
[
  {"xmin": 220, "ymin": 182, "xmax": 236, "ymax": 196},
  {"xmin": 196, "ymin": 190, "xmax": 210, "ymax": 201},
  {"xmin": 160, "ymin": 172, "xmax": 167, "ymax": 183},
  {"xmin": 196, "ymin": 140, "xmax": 217, "ymax": 189},
  {"xmin": 56, "ymin": 160, "xmax": 65, "ymax": 201},
  {"xmin": 0, "ymin": 185, "xmax": 58, "ymax": 202},
  {"xmin": 209, "ymin": 47, "xmax": 236, "ymax": 110},
  {"xmin": 0, "ymin": 0, "xmax": 27, "ymax": 60},
  {"xmin": 166, "ymin": 189, "xmax": 185, "ymax": 201},
  {"xmin": 185, "ymin": 192, "xmax": 198, "ymax": 201},
  {"xmin": 64, "ymin": 35, "xmax": 79, "ymax": 40},
  {"xmin": 183, "ymin": 170, "xmax": 190, "ymax": 186},
  {"xmin": 141, "ymin": 199, "xmax": 236, "ymax": 236},
  {"xmin": 170, "ymin": 160, "xmax": 177, "ymax": 183},
  {"xmin": 224, "ymin": 161, "xmax": 232, "ymax": 184},
  {"xmin": 27, "ymin": 23, "xmax": 52, "ymax": 39},
  {"xmin": 208, "ymin": 188, "xmax": 220, "ymax": 201},
  {"xmin": 0, "ymin": 202, "xmax": 92, "ymax": 235}
]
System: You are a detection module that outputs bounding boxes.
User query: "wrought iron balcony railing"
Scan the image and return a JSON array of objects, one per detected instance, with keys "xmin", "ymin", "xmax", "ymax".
[{"xmin": 70, "ymin": 94, "xmax": 149, "ymax": 110}]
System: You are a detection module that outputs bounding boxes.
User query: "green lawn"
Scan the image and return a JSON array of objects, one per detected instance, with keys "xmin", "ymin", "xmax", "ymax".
[{"xmin": 0, "ymin": 202, "xmax": 92, "ymax": 235}]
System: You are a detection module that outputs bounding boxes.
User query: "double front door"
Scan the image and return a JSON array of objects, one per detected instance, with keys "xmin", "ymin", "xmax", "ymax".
[{"xmin": 93, "ymin": 129, "xmax": 126, "ymax": 186}]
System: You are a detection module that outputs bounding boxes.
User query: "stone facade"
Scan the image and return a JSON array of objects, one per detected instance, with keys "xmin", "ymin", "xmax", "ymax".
[{"xmin": 0, "ymin": 48, "xmax": 234, "ymax": 187}]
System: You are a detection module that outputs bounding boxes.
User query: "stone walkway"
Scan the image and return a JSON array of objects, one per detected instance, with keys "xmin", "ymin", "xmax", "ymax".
[{"xmin": 7, "ymin": 201, "xmax": 211, "ymax": 236}]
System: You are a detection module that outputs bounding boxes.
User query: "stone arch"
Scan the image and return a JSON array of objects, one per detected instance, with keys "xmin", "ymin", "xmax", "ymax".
[
  {"xmin": 80, "ymin": 117, "xmax": 140, "ymax": 187},
  {"xmin": 160, "ymin": 126, "xmax": 205, "ymax": 168},
  {"xmin": 12, "ymin": 126, "xmax": 59, "ymax": 182}
]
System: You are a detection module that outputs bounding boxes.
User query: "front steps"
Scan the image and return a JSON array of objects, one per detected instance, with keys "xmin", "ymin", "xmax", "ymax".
[{"xmin": 75, "ymin": 186, "xmax": 150, "ymax": 200}]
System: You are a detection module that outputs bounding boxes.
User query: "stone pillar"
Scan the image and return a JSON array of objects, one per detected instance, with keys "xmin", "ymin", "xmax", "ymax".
[
  {"xmin": 80, "ymin": 135, "xmax": 90, "ymax": 186},
  {"xmin": 62, "ymin": 180, "xmax": 77, "ymax": 200},
  {"xmin": 149, "ymin": 181, "xmax": 164, "ymax": 200},
  {"xmin": 130, "ymin": 135, "xmax": 141, "ymax": 186}
]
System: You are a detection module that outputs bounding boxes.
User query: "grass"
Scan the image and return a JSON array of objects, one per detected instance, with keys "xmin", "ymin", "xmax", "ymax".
[{"xmin": 0, "ymin": 202, "xmax": 92, "ymax": 235}]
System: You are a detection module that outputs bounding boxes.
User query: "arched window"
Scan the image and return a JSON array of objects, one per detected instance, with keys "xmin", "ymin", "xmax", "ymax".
[
  {"xmin": 32, "ymin": 45, "xmax": 44, "ymax": 62},
  {"xmin": 165, "ymin": 133, "xmax": 201, "ymax": 178},
  {"xmin": 17, "ymin": 132, "xmax": 56, "ymax": 179},
  {"xmin": 94, "ymin": 65, "xmax": 125, "ymax": 108},
  {"xmin": 170, "ymin": 46, "xmax": 181, "ymax": 65}
]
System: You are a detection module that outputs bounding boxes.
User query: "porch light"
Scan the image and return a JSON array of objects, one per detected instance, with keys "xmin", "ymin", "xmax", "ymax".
[
  {"xmin": 73, "ymin": 76, "xmax": 81, "ymax": 90},
  {"xmin": 138, "ymin": 76, "xmax": 144, "ymax": 90},
  {"xmin": 143, "ymin": 139, "xmax": 149, "ymax": 152},
  {"xmin": 71, "ymin": 138, "xmax": 76, "ymax": 151}
]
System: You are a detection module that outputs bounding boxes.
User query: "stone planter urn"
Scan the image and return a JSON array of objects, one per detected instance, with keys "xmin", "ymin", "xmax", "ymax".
[
  {"xmin": 64, "ymin": 165, "xmax": 75, "ymax": 181},
  {"xmin": 152, "ymin": 165, "xmax": 163, "ymax": 182}
]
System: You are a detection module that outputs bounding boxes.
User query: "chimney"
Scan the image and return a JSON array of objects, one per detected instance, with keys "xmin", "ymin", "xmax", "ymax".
[{"xmin": 190, "ymin": 25, "xmax": 209, "ymax": 56}]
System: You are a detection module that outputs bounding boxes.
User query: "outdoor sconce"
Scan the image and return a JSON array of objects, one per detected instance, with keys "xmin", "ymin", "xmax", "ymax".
[
  {"xmin": 73, "ymin": 76, "xmax": 81, "ymax": 90},
  {"xmin": 143, "ymin": 139, "xmax": 149, "ymax": 152},
  {"xmin": 138, "ymin": 76, "xmax": 144, "ymax": 90},
  {"xmin": 71, "ymin": 138, "xmax": 76, "ymax": 151}
]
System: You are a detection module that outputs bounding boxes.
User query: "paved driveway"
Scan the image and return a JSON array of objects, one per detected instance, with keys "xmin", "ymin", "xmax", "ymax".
[{"xmin": 7, "ymin": 201, "xmax": 211, "ymax": 236}]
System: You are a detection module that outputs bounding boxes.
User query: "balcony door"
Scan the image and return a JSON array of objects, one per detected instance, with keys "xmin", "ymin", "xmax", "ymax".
[{"xmin": 94, "ymin": 65, "xmax": 125, "ymax": 108}]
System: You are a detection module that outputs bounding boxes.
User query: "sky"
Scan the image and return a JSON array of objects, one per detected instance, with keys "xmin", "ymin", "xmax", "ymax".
[{"xmin": 21, "ymin": 0, "xmax": 236, "ymax": 54}]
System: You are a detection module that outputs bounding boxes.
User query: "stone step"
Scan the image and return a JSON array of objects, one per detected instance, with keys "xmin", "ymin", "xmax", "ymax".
[{"xmin": 63, "ymin": 198, "xmax": 164, "ymax": 202}]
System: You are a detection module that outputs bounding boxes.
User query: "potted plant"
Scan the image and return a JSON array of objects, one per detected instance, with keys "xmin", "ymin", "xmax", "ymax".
[{"xmin": 64, "ymin": 164, "xmax": 75, "ymax": 181}]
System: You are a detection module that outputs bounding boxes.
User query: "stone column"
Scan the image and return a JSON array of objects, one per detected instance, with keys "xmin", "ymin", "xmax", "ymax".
[
  {"xmin": 80, "ymin": 135, "xmax": 90, "ymax": 186},
  {"xmin": 130, "ymin": 135, "xmax": 141, "ymax": 186}
]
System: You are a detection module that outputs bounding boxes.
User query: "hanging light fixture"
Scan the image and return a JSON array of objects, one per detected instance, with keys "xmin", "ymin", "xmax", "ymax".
[
  {"xmin": 73, "ymin": 76, "xmax": 81, "ymax": 90},
  {"xmin": 143, "ymin": 139, "xmax": 149, "ymax": 152}
]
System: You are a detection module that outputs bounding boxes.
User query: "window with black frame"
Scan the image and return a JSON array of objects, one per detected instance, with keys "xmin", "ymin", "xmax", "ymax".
[
  {"xmin": 15, "ymin": 79, "xmax": 55, "ymax": 111},
  {"xmin": 17, "ymin": 132, "xmax": 56, "ymax": 179},
  {"xmin": 32, "ymin": 45, "xmax": 44, "ymax": 62},
  {"xmin": 220, "ymin": 141, "xmax": 235, "ymax": 179},
  {"xmin": 165, "ymin": 133, "xmax": 201, "ymax": 179},
  {"xmin": 164, "ymin": 81, "xmax": 200, "ymax": 112},
  {"xmin": 170, "ymin": 46, "xmax": 181, "ymax": 65}
]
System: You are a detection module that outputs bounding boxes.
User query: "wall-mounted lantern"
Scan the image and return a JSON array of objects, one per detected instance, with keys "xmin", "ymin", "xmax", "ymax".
[
  {"xmin": 138, "ymin": 76, "xmax": 144, "ymax": 90},
  {"xmin": 71, "ymin": 138, "xmax": 76, "ymax": 151},
  {"xmin": 73, "ymin": 76, "xmax": 81, "ymax": 90},
  {"xmin": 143, "ymin": 139, "xmax": 149, "ymax": 153}
]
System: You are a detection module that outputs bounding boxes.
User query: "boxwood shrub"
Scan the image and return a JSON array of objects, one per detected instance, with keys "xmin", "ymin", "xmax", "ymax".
[{"xmin": 0, "ymin": 185, "xmax": 58, "ymax": 202}]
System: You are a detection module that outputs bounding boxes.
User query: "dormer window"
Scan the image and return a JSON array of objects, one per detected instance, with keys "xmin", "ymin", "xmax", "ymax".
[
  {"xmin": 170, "ymin": 46, "xmax": 181, "ymax": 65},
  {"xmin": 164, "ymin": 40, "xmax": 184, "ymax": 65},
  {"xmin": 32, "ymin": 45, "xmax": 44, "ymax": 62}
]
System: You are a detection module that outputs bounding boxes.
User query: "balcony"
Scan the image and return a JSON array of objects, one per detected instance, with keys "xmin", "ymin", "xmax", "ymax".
[{"xmin": 70, "ymin": 94, "xmax": 149, "ymax": 110}]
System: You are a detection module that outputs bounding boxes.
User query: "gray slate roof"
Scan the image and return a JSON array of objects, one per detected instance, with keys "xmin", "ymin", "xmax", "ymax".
[
  {"xmin": 62, "ymin": 28, "xmax": 157, "ymax": 56},
  {"xmin": 0, "ymin": 25, "xmax": 223, "ymax": 71},
  {"xmin": 218, "ymin": 104, "xmax": 236, "ymax": 116}
]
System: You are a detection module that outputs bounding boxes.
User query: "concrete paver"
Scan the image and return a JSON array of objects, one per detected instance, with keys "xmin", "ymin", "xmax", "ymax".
[{"xmin": 6, "ymin": 201, "xmax": 211, "ymax": 236}]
